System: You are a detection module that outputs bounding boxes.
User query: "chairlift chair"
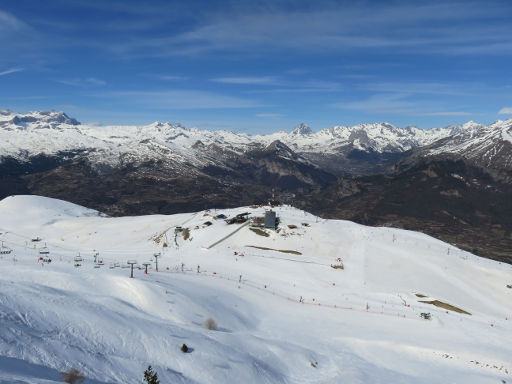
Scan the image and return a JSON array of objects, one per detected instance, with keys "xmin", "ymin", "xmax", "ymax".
[
  {"xmin": 39, "ymin": 243, "xmax": 50, "ymax": 255},
  {"xmin": 73, "ymin": 252, "xmax": 83, "ymax": 267},
  {"xmin": 0, "ymin": 242, "xmax": 12, "ymax": 255}
]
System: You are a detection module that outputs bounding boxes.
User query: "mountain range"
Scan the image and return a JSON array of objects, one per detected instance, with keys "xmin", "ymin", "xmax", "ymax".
[{"xmin": 1, "ymin": 110, "xmax": 511, "ymax": 262}]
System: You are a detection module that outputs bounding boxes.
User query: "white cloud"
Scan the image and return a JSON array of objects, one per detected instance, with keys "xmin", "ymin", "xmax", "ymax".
[
  {"xmin": 364, "ymin": 82, "xmax": 462, "ymax": 96},
  {"xmin": 0, "ymin": 10, "xmax": 28, "ymax": 32},
  {"xmin": 57, "ymin": 77, "xmax": 106, "ymax": 87},
  {"xmin": 98, "ymin": 90, "xmax": 263, "ymax": 109},
  {"xmin": 0, "ymin": 10, "xmax": 45, "ymax": 64},
  {"xmin": 247, "ymin": 80, "xmax": 342, "ymax": 94},
  {"xmin": 416, "ymin": 111, "xmax": 473, "ymax": 116},
  {"xmin": 212, "ymin": 76, "xmax": 280, "ymax": 85},
  {"xmin": 85, "ymin": 77, "xmax": 106, "ymax": 86},
  {"xmin": 256, "ymin": 113, "xmax": 284, "ymax": 118},
  {"xmin": 332, "ymin": 94, "xmax": 476, "ymax": 117},
  {"xmin": 10, "ymin": 2, "xmax": 509, "ymax": 62},
  {"xmin": 498, "ymin": 107, "xmax": 512, "ymax": 115},
  {"xmin": 140, "ymin": 73, "xmax": 188, "ymax": 81},
  {"xmin": 156, "ymin": 75, "xmax": 188, "ymax": 81},
  {"xmin": 333, "ymin": 93, "xmax": 413, "ymax": 112},
  {"xmin": 135, "ymin": 2, "xmax": 512, "ymax": 57},
  {"xmin": 0, "ymin": 67, "xmax": 23, "ymax": 76}
]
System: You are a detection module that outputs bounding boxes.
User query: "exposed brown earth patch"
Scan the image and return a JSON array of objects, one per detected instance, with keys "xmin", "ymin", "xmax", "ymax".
[
  {"xmin": 246, "ymin": 245, "xmax": 302, "ymax": 255},
  {"xmin": 419, "ymin": 300, "xmax": 471, "ymax": 315},
  {"xmin": 249, "ymin": 228, "xmax": 270, "ymax": 237}
]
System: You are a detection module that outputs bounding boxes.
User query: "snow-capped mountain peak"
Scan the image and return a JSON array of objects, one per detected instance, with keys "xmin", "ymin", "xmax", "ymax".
[
  {"xmin": 291, "ymin": 123, "xmax": 313, "ymax": 135},
  {"xmin": 0, "ymin": 110, "xmax": 80, "ymax": 130},
  {"xmin": 1, "ymin": 110, "xmax": 510, "ymax": 176}
]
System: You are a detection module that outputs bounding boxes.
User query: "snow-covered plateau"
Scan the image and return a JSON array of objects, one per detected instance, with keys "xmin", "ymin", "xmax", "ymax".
[{"xmin": 0, "ymin": 195, "xmax": 511, "ymax": 383}]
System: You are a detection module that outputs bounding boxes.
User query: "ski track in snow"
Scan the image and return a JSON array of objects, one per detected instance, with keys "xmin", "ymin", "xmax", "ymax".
[{"xmin": 0, "ymin": 195, "xmax": 511, "ymax": 383}]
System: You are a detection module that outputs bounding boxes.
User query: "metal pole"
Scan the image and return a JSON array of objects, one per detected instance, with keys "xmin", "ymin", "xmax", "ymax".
[
  {"xmin": 154, "ymin": 253, "xmax": 160, "ymax": 272},
  {"xmin": 127, "ymin": 260, "xmax": 137, "ymax": 278}
]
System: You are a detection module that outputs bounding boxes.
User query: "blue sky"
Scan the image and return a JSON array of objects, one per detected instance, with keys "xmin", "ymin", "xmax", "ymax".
[{"xmin": 0, "ymin": 0, "xmax": 511, "ymax": 133}]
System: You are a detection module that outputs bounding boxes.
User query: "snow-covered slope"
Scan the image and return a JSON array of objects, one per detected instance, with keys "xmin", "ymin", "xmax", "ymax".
[
  {"xmin": 420, "ymin": 119, "xmax": 512, "ymax": 170},
  {"xmin": 0, "ymin": 195, "xmax": 511, "ymax": 383},
  {"xmin": 280, "ymin": 122, "xmax": 453, "ymax": 154}
]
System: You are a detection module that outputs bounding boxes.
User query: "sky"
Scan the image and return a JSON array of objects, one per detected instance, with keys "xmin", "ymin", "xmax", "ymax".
[{"xmin": 0, "ymin": 0, "xmax": 511, "ymax": 133}]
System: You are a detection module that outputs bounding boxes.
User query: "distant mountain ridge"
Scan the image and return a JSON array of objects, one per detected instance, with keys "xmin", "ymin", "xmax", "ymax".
[
  {"xmin": 399, "ymin": 119, "xmax": 512, "ymax": 176},
  {"xmin": 3, "ymin": 110, "xmax": 510, "ymax": 176}
]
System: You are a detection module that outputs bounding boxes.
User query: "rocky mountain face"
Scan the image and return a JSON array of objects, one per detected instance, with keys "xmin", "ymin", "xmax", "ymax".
[
  {"xmin": 397, "ymin": 119, "xmax": 512, "ymax": 180},
  {"xmin": 0, "ymin": 109, "xmax": 80, "ymax": 128},
  {"xmin": 1, "ymin": 110, "xmax": 511, "ymax": 262}
]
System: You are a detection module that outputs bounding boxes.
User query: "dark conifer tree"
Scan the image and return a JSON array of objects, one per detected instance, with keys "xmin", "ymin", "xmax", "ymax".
[{"xmin": 143, "ymin": 365, "xmax": 160, "ymax": 384}]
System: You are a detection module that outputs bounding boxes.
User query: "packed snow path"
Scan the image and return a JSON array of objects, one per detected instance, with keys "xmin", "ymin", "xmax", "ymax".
[{"xmin": 207, "ymin": 221, "xmax": 250, "ymax": 249}]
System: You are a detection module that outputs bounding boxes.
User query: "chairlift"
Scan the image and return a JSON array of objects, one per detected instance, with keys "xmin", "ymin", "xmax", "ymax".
[
  {"xmin": 0, "ymin": 242, "xmax": 12, "ymax": 255},
  {"xmin": 73, "ymin": 253, "xmax": 82, "ymax": 267},
  {"xmin": 93, "ymin": 251, "xmax": 103, "ymax": 265},
  {"xmin": 31, "ymin": 237, "xmax": 42, "ymax": 242},
  {"xmin": 39, "ymin": 243, "xmax": 50, "ymax": 255},
  {"xmin": 109, "ymin": 261, "xmax": 120, "ymax": 269}
]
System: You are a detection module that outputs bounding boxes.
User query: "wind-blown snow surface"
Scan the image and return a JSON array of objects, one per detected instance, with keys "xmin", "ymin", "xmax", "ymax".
[{"xmin": 0, "ymin": 195, "xmax": 511, "ymax": 383}]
